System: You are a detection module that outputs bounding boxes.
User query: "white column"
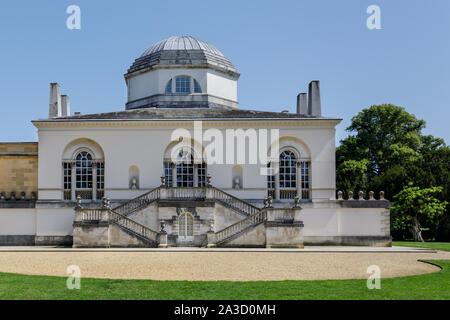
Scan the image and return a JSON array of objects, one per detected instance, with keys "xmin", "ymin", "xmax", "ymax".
[
  {"xmin": 92, "ymin": 162, "xmax": 97, "ymax": 201},
  {"xmin": 297, "ymin": 161, "xmax": 302, "ymax": 199},
  {"xmin": 193, "ymin": 164, "xmax": 198, "ymax": 187},
  {"xmin": 71, "ymin": 161, "xmax": 76, "ymax": 201},
  {"xmin": 274, "ymin": 162, "xmax": 280, "ymax": 200},
  {"xmin": 172, "ymin": 163, "xmax": 177, "ymax": 187}
]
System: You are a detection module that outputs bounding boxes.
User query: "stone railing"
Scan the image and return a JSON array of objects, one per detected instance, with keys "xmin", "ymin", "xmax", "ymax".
[
  {"xmin": 165, "ymin": 187, "xmax": 206, "ymax": 200},
  {"xmin": 113, "ymin": 186, "xmax": 161, "ymax": 216},
  {"xmin": 74, "ymin": 208, "xmax": 108, "ymax": 222},
  {"xmin": 215, "ymin": 209, "xmax": 267, "ymax": 244},
  {"xmin": 337, "ymin": 190, "xmax": 388, "ymax": 201},
  {"xmin": 0, "ymin": 191, "xmax": 37, "ymax": 201},
  {"xmin": 109, "ymin": 210, "xmax": 159, "ymax": 244},
  {"xmin": 210, "ymin": 187, "xmax": 260, "ymax": 216},
  {"xmin": 74, "ymin": 207, "xmax": 160, "ymax": 244},
  {"xmin": 265, "ymin": 208, "xmax": 297, "ymax": 222}
]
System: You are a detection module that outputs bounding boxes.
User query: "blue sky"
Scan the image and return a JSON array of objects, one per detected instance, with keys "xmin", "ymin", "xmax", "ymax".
[{"xmin": 0, "ymin": 0, "xmax": 449, "ymax": 144}]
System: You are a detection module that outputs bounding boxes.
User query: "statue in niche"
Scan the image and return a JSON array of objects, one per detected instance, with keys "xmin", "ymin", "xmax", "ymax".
[
  {"xmin": 130, "ymin": 177, "xmax": 138, "ymax": 189},
  {"xmin": 233, "ymin": 178, "xmax": 241, "ymax": 189}
]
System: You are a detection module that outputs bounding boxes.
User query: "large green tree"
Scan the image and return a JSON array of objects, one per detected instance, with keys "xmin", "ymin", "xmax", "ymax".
[{"xmin": 336, "ymin": 104, "xmax": 450, "ymax": 240}]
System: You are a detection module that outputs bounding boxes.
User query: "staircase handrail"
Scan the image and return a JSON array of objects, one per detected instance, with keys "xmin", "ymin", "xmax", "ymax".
[
  {"xmin": 113, "ymin": 186, "xmax": 162, "ymax": 216},
  {"xmin": 215, "ymin": 208, "xmax": 267, "ymax": 243},
  {"xmin": 109, "ymin": 209, "xmax": 160, "ymax": 243},
  {"xmin": 210, "ymin": 187, "xmax": 260, "ymax": 216}
]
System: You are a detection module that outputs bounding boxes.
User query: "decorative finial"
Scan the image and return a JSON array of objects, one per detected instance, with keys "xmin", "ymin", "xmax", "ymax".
[
  {"xmin": 267, "ymin": 195, "xmax": 273, "ymax": 208},
  {"xmin": 160, "ymin": 175, "xmax": 166, "ymax": 186},
  {"xmin": 206, "ymin": 175, "xmax": 212, "ymax": 187},
  {"xmin": 263, "ymin": 197, "xmax": 268, "ymax": 208},
  {"xmin": 102, "ymin": 197, "xmax": 107, "ymax": 208},
  {"xmin": 75, "ymin": 195, "xmax": 82, "ymax": 209},
  {"xmin": 358, "ymin": 191, "xmax": 365, "ymax": 200},
  {"xmin": 293, "ymin": 196, "xmax": 301, "ymax": 208},
  {"xmin": 348, "ymin": 191, "xmax": 354, "ymax": 200},
  {"xmin": 380, "ymin": 191, "xmax": 385, "ymax": 200},
  {"xmin": 160, "ymin": 220, "xmax": 166, "ymax": 233},
  {"xmin": 369, "ymin": 191, "xmax": 375, "ymax": 200},
  {"xmin": 337, "ymin": 191, "xmax": 343, "ymax": 200}
]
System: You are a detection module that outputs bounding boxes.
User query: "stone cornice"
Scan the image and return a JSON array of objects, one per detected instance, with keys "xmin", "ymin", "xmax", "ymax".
[{"xmin": 32, "ymin": 118, "xmax": 342, "ymax": 129}]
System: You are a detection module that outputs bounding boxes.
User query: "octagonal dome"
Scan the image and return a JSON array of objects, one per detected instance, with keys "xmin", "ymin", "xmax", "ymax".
[
  {"xmin": 126, "ymin": 36, "xmax": 238, "ymax": 77},
  {"xmin": 141, "ymin": 36, "xmax": 225, "ymax": 57}
]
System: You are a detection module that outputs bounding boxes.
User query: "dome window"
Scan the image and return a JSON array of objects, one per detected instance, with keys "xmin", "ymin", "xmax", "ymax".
[
  {"xmin": 175, "ymin": 76, "xmax": 191, "ymax": 93},
  {"xmin": 165, "ymin": 79, "xmax": 172, "ymax": 94},
  {"xmin": 193, "ymin": 79, "xmax": 202, "ymax": 93}
]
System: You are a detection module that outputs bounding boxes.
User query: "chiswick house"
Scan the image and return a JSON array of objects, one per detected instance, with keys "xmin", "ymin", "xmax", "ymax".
[{"xmin": 0, "ymin": 36, "xmax": 391, "ymax": 248}]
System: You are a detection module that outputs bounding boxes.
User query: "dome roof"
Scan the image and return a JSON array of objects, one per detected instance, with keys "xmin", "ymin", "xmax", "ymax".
[
  {"xmin": 126, "ymin": 36, "xmax": 238, "ymax": 78},
  {"xmin": 140, "ymin": 36, "xmax": 225, "ymax": 58}
]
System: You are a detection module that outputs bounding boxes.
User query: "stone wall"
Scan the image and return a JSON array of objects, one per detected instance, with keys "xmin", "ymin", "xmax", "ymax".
[{"xmin": 0, "ymin": 143, "xmax": 38, "ymax": 199}]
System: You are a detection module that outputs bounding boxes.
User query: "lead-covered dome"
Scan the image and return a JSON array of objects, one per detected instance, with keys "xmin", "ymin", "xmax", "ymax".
[
  {"xmin": 126, "ymin": 36, "xmax": 238, "ymax": 77},
  {"xmin": 141, "ymin": 36, "xmax": 224, "ymax": 57}
]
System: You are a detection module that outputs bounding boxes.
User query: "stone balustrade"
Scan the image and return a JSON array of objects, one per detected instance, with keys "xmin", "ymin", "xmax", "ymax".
[
  {"xmin": 337, "ymin": 190, "xmax": 387, "ymax": 201},
  {"xmin": 0, "ymin": 191, "xmax": 37, "ymax": 201}
]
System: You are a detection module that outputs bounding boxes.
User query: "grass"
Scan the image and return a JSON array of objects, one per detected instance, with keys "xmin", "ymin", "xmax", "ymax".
[
  {"xmin": 392, "ymin": 241, "xmax": 450, "ymax": 252},
  {"xmin": 0, "ymin": 260, "xmax": 449, "ymax": 300}
]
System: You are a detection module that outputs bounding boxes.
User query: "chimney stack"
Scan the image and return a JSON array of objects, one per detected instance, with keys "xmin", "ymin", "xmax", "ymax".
[
  {"xmin": 61, "ymin": 95, "xmax": 71, "ymax": 117},
  {"xmin": 307, "ymin": 80, "xmax": 321, "ymax": 117},
  {"xmin": 296, "ymin": 92, "xmax": 308, "ymax": 114},
  {"xmin": 49, "ymin": 83, "xmax": 62, "ymax": 118}
]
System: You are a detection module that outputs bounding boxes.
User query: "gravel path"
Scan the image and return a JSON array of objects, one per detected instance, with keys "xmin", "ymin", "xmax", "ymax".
[{"xmin": 0, "ymin": 250, "xmax": 448, "ymax": 281}]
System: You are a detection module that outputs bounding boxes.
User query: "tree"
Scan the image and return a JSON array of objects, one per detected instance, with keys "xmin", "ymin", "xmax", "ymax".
[
  {"xmin": 336, "ymin": 104, "xmax": 450, "ymax": 240},
  {"xmin": 391, "ymin": 185, "xmax": 447, "ymax": 242},
  {"xmin": 337, "ymin": 104, "xmax": 425, "ymax": 199},
  {"xmin": 336, "ymin": 159, "xmax": 368, "ymax": 198}
]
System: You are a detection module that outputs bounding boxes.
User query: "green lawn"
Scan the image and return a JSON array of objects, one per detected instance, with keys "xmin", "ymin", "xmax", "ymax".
[
  {"xmin": 393, "ymin": 241, "xmax": 450, "ymax": 252},
  {"xmin": 0, "ymin": 260, "xmax": 448, "ymax": 300}
]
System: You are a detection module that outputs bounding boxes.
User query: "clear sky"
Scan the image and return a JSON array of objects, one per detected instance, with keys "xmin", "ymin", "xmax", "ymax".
[{"xmin": 0, "ymin": 0, "xmax": 449, "ymax": 144}]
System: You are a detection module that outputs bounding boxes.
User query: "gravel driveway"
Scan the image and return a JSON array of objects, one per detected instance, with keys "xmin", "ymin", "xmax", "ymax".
[{"xmin": 0, "ymin": 249, "xmax": 448, "ymax": 281}]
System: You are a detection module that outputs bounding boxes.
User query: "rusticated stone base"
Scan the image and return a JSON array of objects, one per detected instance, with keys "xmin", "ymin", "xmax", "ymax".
[{"xmin": 304, "ymin": 236, "xmax": 392, "ymax": 247}]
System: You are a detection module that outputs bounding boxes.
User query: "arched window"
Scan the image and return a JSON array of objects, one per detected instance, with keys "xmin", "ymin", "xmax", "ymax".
[
  {"xmin": 175, "ymin": 76, "xmax": 191, "ymax": 93},
  {"xmin": 176, "ymin": 151, "xmax": 194, "ymax": 187},
  {"xmin": 75, "ymin": 151, "xmax": 93, "ymax": 190},
  {"xmin": 165, "ymin": 79, "xmax": 172, "ymax": 94},
  {"xmin": 279, "ymin": 151, "xmax": 297, "ymax": 189},
  {"xmin": 62, "ymin": 139, "xmax": 104, "ymax": 201},
  {"xmin": 193, "ymin": 79, "xmax": 202, "ymax": 93}
]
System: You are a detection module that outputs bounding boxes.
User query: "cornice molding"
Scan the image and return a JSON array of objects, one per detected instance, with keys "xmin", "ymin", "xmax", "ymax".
[{"xmin": 32, "ymin": 118, "xmax": 342, "ymax": 129}]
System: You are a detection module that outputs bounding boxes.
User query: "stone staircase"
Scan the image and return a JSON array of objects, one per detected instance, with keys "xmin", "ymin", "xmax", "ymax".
[
  {"xmin": 214, "ymin": 209, "xmax": 267, "ymax": 245},
  {"xmin": 112, "ymin": 186, "xmax": 260, "ymax": 217},
  {"xmin": 108, "ymin": 210, "xmax": 159, "ymax": 247},
  {"xmin": 75, "ymin": 187, "xmax": 273, "ymax": 247}
]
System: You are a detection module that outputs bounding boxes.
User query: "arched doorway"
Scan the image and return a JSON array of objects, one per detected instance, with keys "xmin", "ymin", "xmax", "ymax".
[{"xmin": 178, "ymin": 211, "xmax": 194, "ymax": 242}]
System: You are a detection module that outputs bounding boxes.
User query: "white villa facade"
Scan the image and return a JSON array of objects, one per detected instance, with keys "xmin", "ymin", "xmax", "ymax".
[{"xmin": 0, "ymin": 36, "xmax": 391, "ymax": 247}]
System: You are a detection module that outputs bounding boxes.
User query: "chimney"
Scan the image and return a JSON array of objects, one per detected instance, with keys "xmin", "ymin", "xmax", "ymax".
[
  {"xmin": 307, "ymin": 80, "xmax": 321, "ymax": 117},
  {"xmin": 49, "ymin": 83, "xmax": 62, "ymax": 118},
  {"xmin": 61, "ymin": 95, "xmax": 71, "ymax": 117},
  {"xmin": 297, "ymin": 92, "xmax": 308, "ymax": 114}
]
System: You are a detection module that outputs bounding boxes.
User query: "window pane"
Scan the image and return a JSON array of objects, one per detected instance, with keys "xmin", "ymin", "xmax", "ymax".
[{"xmin": 175, "ymin": 76, "xmax": 191, "ymax": 93}]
